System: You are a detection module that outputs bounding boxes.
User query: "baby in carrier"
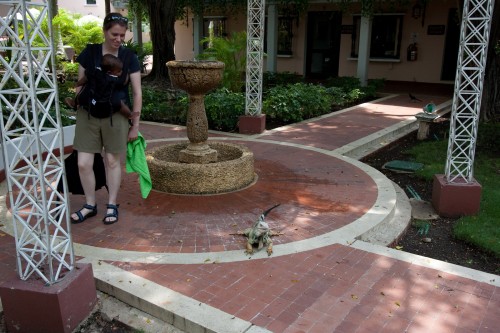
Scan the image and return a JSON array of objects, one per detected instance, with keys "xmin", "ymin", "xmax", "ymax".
[{"xmin": 65, "ymin": 54, "xmax": 139, "ymax": 120}]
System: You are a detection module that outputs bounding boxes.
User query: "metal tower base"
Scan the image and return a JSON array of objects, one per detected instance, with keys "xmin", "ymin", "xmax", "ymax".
[
  {"xmin": 432, "ymin": 174, "xmax": 482, "ymax": 217},
  {"xmin": 0, "ymin": 263, "xmax": 97, "ymax": 333}
]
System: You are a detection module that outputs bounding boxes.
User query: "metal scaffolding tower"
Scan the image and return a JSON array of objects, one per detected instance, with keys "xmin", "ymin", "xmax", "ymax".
[
  {"xmin": 0, "ymin": 0, "xmax": 74, "ymax": 285},
  {"xmin": 245, "ymin": 0, "xmax": 265, "ymax": 116},
  {"xmin": 446, "ymin": 0, "xmax": 493, "ymax": 183}
]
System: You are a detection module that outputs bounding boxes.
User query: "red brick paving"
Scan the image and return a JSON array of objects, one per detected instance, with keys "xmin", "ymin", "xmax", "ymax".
[{"xmin": 1, "ymin": 92, "xmax": 499, "ymax": 332}]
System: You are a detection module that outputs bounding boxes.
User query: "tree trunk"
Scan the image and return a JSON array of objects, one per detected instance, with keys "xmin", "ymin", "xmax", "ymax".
[
  {"xmin": 144, "ymin": 0, "xmax": 176, "ymax": 82},
  {"xmin": 105, "ymin": 0, "xmax": 111, "ymax": 15},
  {"xmin": 481, "ymin": 3, "xmax": 500, "ymax": 122}
]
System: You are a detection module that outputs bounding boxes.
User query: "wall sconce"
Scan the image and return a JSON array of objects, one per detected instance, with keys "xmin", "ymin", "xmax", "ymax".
[{"xmin": 412, "ymin": 2, "xmax": 422, "ymax": 19}]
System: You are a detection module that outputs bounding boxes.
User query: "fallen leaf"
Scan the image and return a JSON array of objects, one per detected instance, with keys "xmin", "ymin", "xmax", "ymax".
[
  {"xmin": 291, "ymin": 279, "xmax": 299, "ymax": 283},
  {"xmin": 395, "ymin": 245, "xmax": 403, "ymax": 250},
  {"xmin": 380, "ymin": 291, "xmax": 385, "ymax": 296},
  {"xmin": 395, "ymin": 301, "xmax": 400, "ymax": 307},
  {"xmin": 351, "ymin": 294, "xmax": 358, "ymax": 300},
  {"xmin": 204, "ymin": 258, "xmax": 211, "ymax": 263}
]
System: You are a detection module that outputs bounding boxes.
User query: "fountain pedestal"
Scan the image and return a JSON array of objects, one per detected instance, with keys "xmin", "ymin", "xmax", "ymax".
[{"xmin": 167, "ymin": 60, "xmax": 224, "ymax": 164}]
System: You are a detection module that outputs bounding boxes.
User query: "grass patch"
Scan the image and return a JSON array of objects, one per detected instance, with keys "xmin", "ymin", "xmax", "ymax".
[
  {"xmin": 405, "ymin": 137, "xmax": 500, "ymax": 257},
  {"xmin": 453, "ymin": 156, "xmax": 500, "ymax": 257}
]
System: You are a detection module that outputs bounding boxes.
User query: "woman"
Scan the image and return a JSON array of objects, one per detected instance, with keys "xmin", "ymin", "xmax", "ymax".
[{"xmin": 70, "ymin": 12, "xmax": 142, "ymax": 225}]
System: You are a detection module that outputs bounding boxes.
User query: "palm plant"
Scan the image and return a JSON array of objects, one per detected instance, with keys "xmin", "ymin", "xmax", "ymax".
[{"xmin": 197, "ymin": 31, "xmax": 247, "ymax": 92}]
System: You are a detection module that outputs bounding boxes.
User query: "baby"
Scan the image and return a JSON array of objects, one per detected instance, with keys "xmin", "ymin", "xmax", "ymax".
[{"xmin": 65, "ymin": 54, "xmax": 139, "ymax": 119}]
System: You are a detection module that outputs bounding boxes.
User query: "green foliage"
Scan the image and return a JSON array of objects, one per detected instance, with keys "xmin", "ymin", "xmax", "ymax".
[
  {"xmin": 477, "ymin": 122, "xmax": 500, "ymax": 155},
  {"xmin": 263, "ymin": 71, "xmax": 303, "ymax": 89},
  {"xmin": 53, "ymin": 10, "xmax": 103, "ymax": 54},
  {"xmin": 205, "ymin": 88, "xmax": 245, "ymax": 131},
  {"xmin": 62, "ymin": 62, "xmax": 79, "ymax": 79},
  {"xmin": 324, "ymin": 76, "xmax": 362, "ymax": 91},
  {"xmin": 263, "ymin": 83, "xmax": 333, "ymax": 123},
  {"xmin": 58, "ymin": 80, "xmax": 76, "ymax": 102},
  {"xmin": 140, "ymin": 74, "xmax": 378, "ymax": 134},
  {"xmin": 197, "ymin": 31, "xmax": 247, "ymax": 92},
  {"xmin": 123, "ymin": 39, "xmax": 152, "ymax": 73},
  {"xmin": 324, "ymin": 76, "xmax": 384, "ymax": 102},
  {"xmin": 140, "ymin": 86, "xmax": 188, "ymax": 124}
]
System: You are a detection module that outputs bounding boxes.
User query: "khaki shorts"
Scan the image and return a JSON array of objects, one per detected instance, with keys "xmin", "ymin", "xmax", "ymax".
[{"xmin": 73, "ymin": 108, "xmax": 129, "ymax": 154}]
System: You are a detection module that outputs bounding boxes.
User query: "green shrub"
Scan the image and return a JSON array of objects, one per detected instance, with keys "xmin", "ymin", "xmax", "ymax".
[
  {"xmin": 62, "ymin": 62, "xmax": 79, "ymax": 80},
  {"xmin": 324, "ymin": 76, "xmax": 362, "ymax": 92},
  {"xmin": 263, "ymin": 83, "xmax": 333, "ymax": 123},
  {"xmin": 140, "ymin": 86, "xmax": 188, "ymax": 124},
  {"xmin": 477, "ymin": 122, "xmax": 500, "ymax": 155},
  {"xmin": 263, "ymin": 71, "xmax": 302, "ymax": 89},
  {"xmin": 197, "ymin": 31, "xmax": 247, "ymax": 92},
  {"xmin": 53, "ymin": 9, "xmax": 103, "ymax": 54},
  {"xmin": 205, "ymin": 88, "xmax": 245, "ymax": 132},
  {"xmin": 323, "ymin": 76, "xmax": 384, "ymax": 104},
  {"xmin": 123, "ymin": 39, "xmax": 152, "ymax": 73}
]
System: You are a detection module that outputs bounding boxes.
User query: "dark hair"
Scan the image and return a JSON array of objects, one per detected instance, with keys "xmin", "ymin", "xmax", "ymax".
[
  {"xmin": 101, "ymin": 54, "xmax": 123, "ymax": 73},
  {"xmin": 103, "ymin": 12, "xmax": 128, "ymax": 31}
]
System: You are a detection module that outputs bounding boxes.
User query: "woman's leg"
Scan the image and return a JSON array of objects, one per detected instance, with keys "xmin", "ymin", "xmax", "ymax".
[
  {"xmin": 70, "ymin": 151, "xmax": 96, "ymax": 221},
  {"xmin": 103, "ymin": 152, "xmax": 121, "ymax": 223}
]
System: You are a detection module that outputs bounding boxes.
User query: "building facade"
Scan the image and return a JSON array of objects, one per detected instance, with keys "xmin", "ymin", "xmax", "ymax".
[{"xmin": 2, "ymin": 0, "xmax": 459, "ymax": 85}]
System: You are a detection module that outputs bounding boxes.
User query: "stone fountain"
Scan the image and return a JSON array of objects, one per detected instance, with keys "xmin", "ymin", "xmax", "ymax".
[{"xmin": 146, "ymin": 60, "xmax": 256, "ymax": 194}]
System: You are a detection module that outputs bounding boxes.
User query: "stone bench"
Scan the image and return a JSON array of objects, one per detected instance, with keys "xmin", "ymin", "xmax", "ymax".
[{"xmin": 414, "ymin": 100, "xmax": 452, "ymax": 140}]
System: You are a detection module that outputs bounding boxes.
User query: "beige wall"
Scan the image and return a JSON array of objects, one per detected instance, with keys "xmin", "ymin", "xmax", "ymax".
[
  {"xmin": 337, "ymin": 1, "xmax": 455, "ymax": 84},
  {"xmin": 299, "ymin": 1, "xmax": 455, "ymax": 83}
]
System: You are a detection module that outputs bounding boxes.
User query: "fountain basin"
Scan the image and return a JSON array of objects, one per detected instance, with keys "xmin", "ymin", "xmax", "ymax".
[
  {"xmin": 146, "ymin": 142, "xmax": 256, "ymax": 195},
  {"xmin": 167, "ymin": 60, "xmax": 224, "ymax": 95}
]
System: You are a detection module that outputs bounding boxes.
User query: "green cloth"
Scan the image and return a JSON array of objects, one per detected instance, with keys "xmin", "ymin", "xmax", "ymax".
[{"xmin": 126, "ymin": 132, "xmax": 152, "ymax": 199}]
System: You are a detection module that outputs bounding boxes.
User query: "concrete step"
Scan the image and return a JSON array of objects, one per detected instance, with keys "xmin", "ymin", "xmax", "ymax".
[{"xmin": 356, "ymin": 182, "xmax": 412, "ymax": 246}]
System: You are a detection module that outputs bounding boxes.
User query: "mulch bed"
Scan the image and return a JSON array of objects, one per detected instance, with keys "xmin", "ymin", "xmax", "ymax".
[{"xmin": 361, "ymin": 130, "xmax": 499, "ymax": 276}]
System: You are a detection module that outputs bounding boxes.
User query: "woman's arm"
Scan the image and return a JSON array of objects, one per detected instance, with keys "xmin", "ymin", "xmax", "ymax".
[
  {"xmin": 128, "ymin": 71, "xmax": 142, "ymax": 141},
  {"xmin": 75, "ymin": 65, "xmax": 86, "ymax": 94}
]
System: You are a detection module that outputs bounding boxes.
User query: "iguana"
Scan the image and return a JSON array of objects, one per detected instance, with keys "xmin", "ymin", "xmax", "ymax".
[{"xmin": 232, "ymin": 204, "xmax": 282, "ymax": 256}]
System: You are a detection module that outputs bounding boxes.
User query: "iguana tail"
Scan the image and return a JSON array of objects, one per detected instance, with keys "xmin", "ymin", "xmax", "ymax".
[{"xmin": 262, "ymin": 203, "xmax": 280, "ymax": 217}]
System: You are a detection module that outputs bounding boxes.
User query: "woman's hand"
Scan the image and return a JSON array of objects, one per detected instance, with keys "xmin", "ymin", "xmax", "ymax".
[{"xmin": 128, "ymin": 125, "xmax": 139, "ymax": 142}]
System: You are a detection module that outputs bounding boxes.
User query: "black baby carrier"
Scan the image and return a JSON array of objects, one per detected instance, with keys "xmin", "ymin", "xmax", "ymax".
[{"xmin": 77, "ymin": 44, "xmax": 132, "ymax": 121}]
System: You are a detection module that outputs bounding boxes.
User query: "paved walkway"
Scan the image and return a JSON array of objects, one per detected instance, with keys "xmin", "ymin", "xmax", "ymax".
[{"xmin": 1, "ymin": 90, "xmax": 499, "ymax": 333}]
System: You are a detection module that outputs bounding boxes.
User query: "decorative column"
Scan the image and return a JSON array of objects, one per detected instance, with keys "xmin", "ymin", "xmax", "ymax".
[
  {"xmin": 240, "ymin": 0, "xmax": 266, "ymax": 134},
  {"xmin": 266, "ymin": 3, "xmax": 278, "ymax": 73},
  {"xmin": 356, "ymin": 15, "xmax": 372, "ymax": 87},
  {"xmin": 0, "ymin": 1, "xmax": 96, "ymax": 332},
  {"xmin": 432, "ymin": 0, "xmax": 493, "ymax": 217}
]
